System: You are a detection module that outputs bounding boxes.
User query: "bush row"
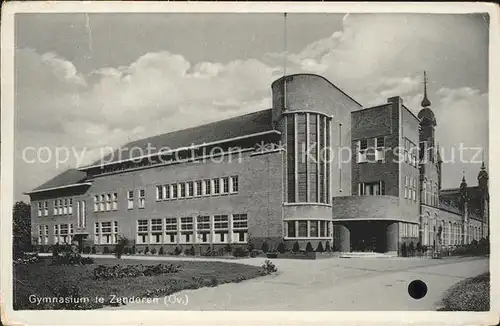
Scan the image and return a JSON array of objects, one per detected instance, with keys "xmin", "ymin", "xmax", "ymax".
[{"xmin": 93, "ymin": 263, "xmax": 181, "ymax": 280}]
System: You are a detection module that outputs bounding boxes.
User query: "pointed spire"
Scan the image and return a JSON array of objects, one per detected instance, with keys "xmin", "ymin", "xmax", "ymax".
[{"xmin": 421, "ymin": 71, "xmax": 431, "ymax": 108}]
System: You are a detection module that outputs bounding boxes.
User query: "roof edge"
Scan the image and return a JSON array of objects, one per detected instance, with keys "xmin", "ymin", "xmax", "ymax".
[
  {"xmin": 79, "ymin": 129, "xmax": 282, "ymax": 171},
  {"xmin": 25, "ymin": 182, "xmax": 93, "ymax": 195}
]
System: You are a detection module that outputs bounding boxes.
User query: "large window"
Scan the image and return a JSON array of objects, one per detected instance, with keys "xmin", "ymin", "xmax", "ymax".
[
  {"xmin": 127, "ymin": 190, "xmax": 134, "ymax": 209},
  {"xmin": 232, "ymin": 214, "xmax": 248, "ymax": 243},
  {"xmin": 230, "ymin": 176, "xmax": 239, "ymax": 193},
  {"xmin": 298, "ymin": 221, "xmax": 308, "ymax": 237},
  {"xmin": 196, "ymin": 216, "xmax": 211, "ymax": 244},
  {"xmin": 151, "ymin": 219, "xmax": 163, "ymax": 244},
  {"xmin": 286, "ymin": 115, "xmax": 296, "ymax": 202},
  {"xmin": 137, "ymin": 220, "xmax": 148, "ymax": 244},
  {"xmin": 296, "ymin": 114, "xmax": 307, "ymax": 202},
  {"xmin": 138, "ymin": 189, "xmax": 145, "ymax": 208},
  {"xmin": 357, "ymin": 139, "xmax": 368, "ymax": 163},
  {"xmin": 214, "ymin": 215, "xmax": 229, "ymax": 243},
  {"xmin": 359, "ymin": 181, "xmax": 385, "ymax": 195}
]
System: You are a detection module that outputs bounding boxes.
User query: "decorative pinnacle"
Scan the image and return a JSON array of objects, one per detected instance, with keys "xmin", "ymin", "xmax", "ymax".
[{"xmin": 421, "ymin": 71, "xmax": 431, "ymax": 108}]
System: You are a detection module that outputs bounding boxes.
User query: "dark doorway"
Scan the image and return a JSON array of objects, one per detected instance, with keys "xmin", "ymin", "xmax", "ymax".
[{"xmin": 349, "ymin": 221, "xmax": 387, "ymax": 253}]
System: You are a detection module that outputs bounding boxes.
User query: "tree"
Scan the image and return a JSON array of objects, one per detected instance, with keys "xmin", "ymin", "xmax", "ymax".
[
  {"xmin": 315, "ymin": 242, "xmax": 324, "ymax": 253},
  {"xmin": 13, "ymin": 201, "xmax": 32, "ymax": 258},
  {"xmin": 305, "ymin": 242, "xmax": 314, "ymax": 252},
  {"xmin": 261, "ymin": 241, "xmax": 269, "ymax": 253},
  {"xmin": 113, "ymin": 236, "xmax": 129, "ymax": 259},
  {"xmin": 292, "ymin": 241, "xmax": 300, "ymax": 253},
  {"xmin": 277, "ymin": 242, "xmax": 285, "ymax": 254}
]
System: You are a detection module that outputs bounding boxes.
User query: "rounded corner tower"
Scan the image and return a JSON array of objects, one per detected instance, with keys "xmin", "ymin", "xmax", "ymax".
[{"xmin": 269, "ymin": 73, "xmax": 362, "ymax": 248}]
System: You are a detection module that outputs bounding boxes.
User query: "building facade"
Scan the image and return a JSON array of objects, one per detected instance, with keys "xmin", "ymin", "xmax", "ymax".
[{"xmin": 27, "ymin": 73, "xmax": 489, "ymax": 254}]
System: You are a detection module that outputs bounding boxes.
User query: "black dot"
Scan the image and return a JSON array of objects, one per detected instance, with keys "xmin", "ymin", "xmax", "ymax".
[{"xmin": 408, "ymin": 280, "xmax": 427, "ymax": 299}]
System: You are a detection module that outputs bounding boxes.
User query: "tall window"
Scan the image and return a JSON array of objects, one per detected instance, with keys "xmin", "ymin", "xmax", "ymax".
[
  {"xmin": 138, "ymin": 189, "xmax": 145, "ymax": 208},
  {"xmin": 187, "ymin": 181, "xmax": 194, "ymax": 197},
  {"xmin": 203, "ymin": 179, "xmax": 211, "ymax": 196},
  {"xmin": 286, "ymin": 115, "xmax": 296, "ymax": 202},
  {"xmin": 196, "ymin": 216, "xmax": 211, "ymax": 243},
  {"xmin": 127, "ymin": 191, "xmax": 134, "ymax": 209},
  {"xmin": 99, "ymin": 195, "xmax": 105, "ymax": 211},
  {"xmin": 163, "ymin": 185, "xmax": 170, "ymax": 200},
  {"xmin": 213, "ymin": 178, "xmax": 221, "ymax": 195},
  {"xmin": 156, "ymin": 185, "xmax": 163, "ymax": 201},
  {"xmin": 296, "ymin": 114, "xmax": 307, "ymax": 202},
  {"xmin": 172, "ymin": 184, "xmax": 178, "ymax": 199},
  {"xmin": 81, "ymin": 201, "xmax": 86, "ymax": 228},
  {"xmin": 179, "ymin": 183, "xmax": 186, "ymax": 198},
  {"xmin": 404, "ymin": 176, "xmax": 408, "ymax": 198},
  {"xmin": 375, "ymin": 136, "xmax": 385, "ymax": 161},
  {"xmin": 43, "ymin": 201, "xmax": 48, "ymax": 216},
  {"xmin": 151, "ymin": 219, "xmax": 163, "ymax": 244},
  {"xmin": 232, "ymin": 214, "xmax": 248, "ymax": 243},
  {"xmin": 310, "ymin": 221, "xmax": 318, "ymax": 237},
  {"xmin": 214, "ymin": 215, "xmax": 229, "ymax": 243},
  {"xmin": 195, "ymin": 181, "xmax": 203, "ymax": 196},
  {"xmin": 222, "ymin": 177, "xmax": 230, "ymax": 194},
  {"xmin": 357, "ymin": 139, "xmax": 368, "ymax": 163},
  {"xmin": 37, "ymin": 202, "xmax": 42, "ymax": 217},
  {"xmin": 94, "ymin": 196, "xmax": 99, "ymax": 212},
  {"xmin": 298, "ymin": 221, "xmax": 308, "ymax": 237},
  {"xmin": 112, "ymin": 193, "xmax": 118, "ymax": 210},
  {"xmin": 308, "ymin": 114, "xmax": 318, "ymax": 202},
  {"xmin": 68, "ymin": 199, "xmax": 72, "ymax": 214},
  {"xmin": 77, "ymin": 201, "xmax": 81, "ymax": 228},
  {"xmin": 101, "ymin": 222, "xmax": 112, "ymax": 244},
  {"xmin": 63, "ymin": 199, "xmax": 68, "ymax": 215},
  {"xmin": 137, "ymin": 220, "xmax": 148, "ymax": 244},
  {"xmin": 287, "ymin": 221, "xmax": 296, "ymax": 238},
  {"xmin": 165, "ymin": 218, "xmax": 177, "ymax": 244},
  {"xmin": 230, "ymin": 176, "xmax": 238, "ymax": 193},
  {"xmin": 180, "ymin": 217, "xmax": 194, "ymax": 243}
]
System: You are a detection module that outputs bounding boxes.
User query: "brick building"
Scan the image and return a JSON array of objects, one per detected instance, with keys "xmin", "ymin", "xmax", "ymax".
[{"xmin": 27, "ymin": 73, "xmax": 489, "ymax": 254}]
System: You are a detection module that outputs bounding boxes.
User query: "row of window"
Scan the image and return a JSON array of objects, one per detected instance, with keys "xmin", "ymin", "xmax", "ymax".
[
  {"xmin": 155, "ymin": 176, "xmax": 239, "ymax": 202},
  {"xmin": 285, "ymin": 220, "xmax": 332, "ymax": 238},
  {"xmin": 399, "ymin": 222, "xmax": 419, "ymax": 238},
  {"xmin": 421, "ymin": 179, "xmax": 439, "ymax": 206},
  {"xmin": 403, "ymin": 138, "xmax": 418, "ymax": 167},
  {"xmin": 37, "ymin": 198, "xmax": 74, "ymax": 217},
  {"xmin": 358, "ymin": 181, "xmax": 385, "ymax": 196},
  {"xmin": 135, "ymin": 214, "xmax": 248, "ymax": 244},
  {"xmin": 286, "ymin": 113, "xmax": 331, "ymax": 204},
  {"xmin": 94, "ymin": 221, "xmax": 119, "ymax": 244},
  {"xmin": 93, "ymin": 193, "xmax": 118, "ymax": 212},
  {"xmin": 37, "ymin": 223, "xmax": 75, "ymax": 245},
  {"xmin": 404, "ymin": 176, "xmax": 418, "ymax": 202},
  {"xmin": 357, "ymin": 137, "xmax": 385, "ymax": 163},
  {"xmin": 76, "ymin": 200, "xmax": 87, "ymax": 228},
  {"xmin": 422, "ymin": 217, "xmax": 484, "ymax": 246}
]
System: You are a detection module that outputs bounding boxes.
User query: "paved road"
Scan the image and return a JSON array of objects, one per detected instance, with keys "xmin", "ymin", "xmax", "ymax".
[{"xmin": 103, "ymin": 256, "xmax": 488, "ymax": 311}]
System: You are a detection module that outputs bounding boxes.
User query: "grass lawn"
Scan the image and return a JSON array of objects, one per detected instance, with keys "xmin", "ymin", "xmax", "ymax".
[
  {"xmin": 14, "ymin": 257, "xmax": 264, "ymax": 310},
  {"xmin": 438, "ymin": 272, "xmax": 490, "ymax": 311}
]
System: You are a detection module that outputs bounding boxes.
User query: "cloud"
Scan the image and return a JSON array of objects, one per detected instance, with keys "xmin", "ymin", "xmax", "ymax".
[{"xmin": 15, "ymin": 13, "xmax": 488, "ymax": 199}]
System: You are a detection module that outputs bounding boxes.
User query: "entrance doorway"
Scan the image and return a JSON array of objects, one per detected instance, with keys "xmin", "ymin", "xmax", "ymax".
[{"xmin": 349, "ymin": 221, "xmax": 387, "ymax": 253}]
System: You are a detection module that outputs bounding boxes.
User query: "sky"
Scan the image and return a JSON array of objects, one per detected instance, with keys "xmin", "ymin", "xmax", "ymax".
[{"xmin": 14, "ymin": 12, "xmax": 490, "ymax": 202}]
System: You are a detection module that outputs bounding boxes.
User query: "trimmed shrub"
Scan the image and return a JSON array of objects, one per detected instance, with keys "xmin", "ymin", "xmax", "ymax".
[
  {"xmin": 93, "ymin": 263, "xmax": 181, "ymax": 280},
  {"xmin": 416, "ymin": 242, "xmax": 422, "ymax": 253},
  {"xmin": 113, "ymin": 236, "xmax": 129, "ymax": 259},
  {"xmin": 305, "ymin": 242, "xmax": 314, "ymax": 252},
  {"xmin": 224, "ymin": 244, "xmax": 232, "ymax": 253},
  {"xmin": 232, "ymin": 247, "xmax": 247, "ymax": 257},
  {"xmin": 159, "ymin": 247, "xmax": 165, "ymax": 255},
  {"xmin": 52, "ymin": 244, "xmax": 60, "ymax": 257},
  {"xmin": 131, "ymin": 245, "xmax": 136, "ymax": 255},
  {"xmin": 144, "ymin": 246, "xmax": 150, "ymax": 255},
  {"xmin": 103, "ymin": 246, "xmax": 110, "ymax": 254},
  {"xmin": 292, "ymin": 241, "xmax": 300, "ymax": 253},
  {"xmin": 325, "ymin": 241, "xmax": 331, "ymax": 252},
  {"xmin": 261, "ymin": 241, "xmax": 269, "ymax": 253},
  {"xmin": 408, "ymin": 242, "xmax": 415, "ymax": 257},
  {"xmin": 401, "ymin": 242, "xmax": 407, "ymax": 257},
  {"xmin": 315, "ymin": 242, "xmax": 324, "ymax": 253},
  {"xmin": 91, "ymin": 246, "xmax": 97, "ymax": 254},
  {"xmin": 174, "ymin": 246, "xmax": 182, "ymax": 256},
  {"xmin": 83, "ymin": 246, "xmax": 91, "ymax": 254},
  {"xmin": 276, "ymin": 242, "xmax": 285, "ymax": 254},
  {"xmin": 150, "ymin": 248, "xmax": 157, "ymax": 255}
]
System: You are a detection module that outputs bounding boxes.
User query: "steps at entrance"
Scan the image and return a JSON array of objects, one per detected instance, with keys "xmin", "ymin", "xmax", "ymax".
[{"xmin": 339, "ymin": 252, "xmax": 398, "ymax": 258}]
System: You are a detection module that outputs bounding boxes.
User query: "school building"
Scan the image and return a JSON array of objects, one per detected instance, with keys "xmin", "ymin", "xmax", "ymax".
[{"xmin": 27, "ymin": 73, "xmax": 489, "ymax": 254}]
